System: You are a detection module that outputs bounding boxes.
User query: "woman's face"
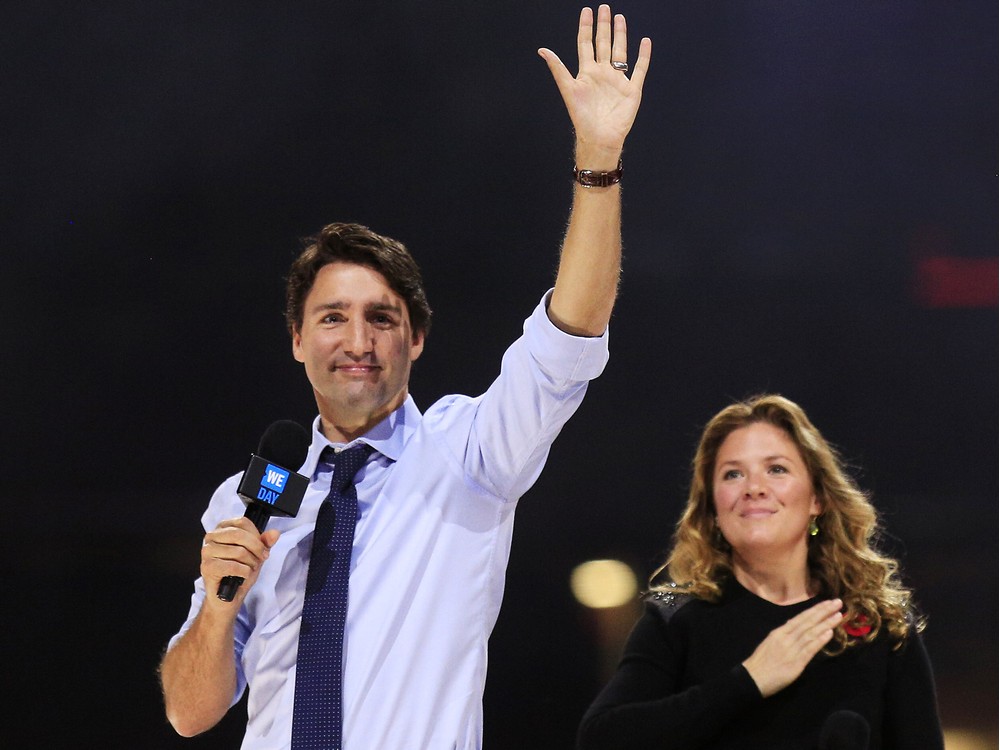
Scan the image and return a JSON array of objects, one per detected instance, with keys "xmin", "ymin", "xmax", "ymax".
[{"xmin": 712, "ymin": 422, "xmax": 821, "ymax": 563}]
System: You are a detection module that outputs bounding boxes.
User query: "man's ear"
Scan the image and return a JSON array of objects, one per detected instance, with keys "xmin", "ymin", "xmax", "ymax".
[{"xmin": 409, "ymin": 329, "xmax": 426, "ymax": 363}]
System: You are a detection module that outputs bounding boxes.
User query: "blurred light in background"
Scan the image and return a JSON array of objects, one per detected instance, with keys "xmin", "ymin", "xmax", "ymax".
[
  {"xmin": 942, "ymin": 729, "xmax": 995, "ymax": 749},
  {"xmin": 913, "ymin": 256, "xmax": 998, "ymax": 308},
  {"xmin": 909, "ymin": 224, "xmax": 998, "ymax": 309},
  {"xmin": 570, "ymin": 559, "xmax": 639, "ymax": 609}
]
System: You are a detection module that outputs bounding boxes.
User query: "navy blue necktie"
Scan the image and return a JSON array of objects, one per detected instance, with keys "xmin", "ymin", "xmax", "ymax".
[{"xmin": 291, "ymin": 443, "xmax": 373, "ymax": 750}]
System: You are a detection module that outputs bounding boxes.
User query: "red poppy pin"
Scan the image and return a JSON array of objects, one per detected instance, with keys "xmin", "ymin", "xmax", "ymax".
[{"xmin": 844, "ymin": 614, "xmax": 872, "ymax": 638}]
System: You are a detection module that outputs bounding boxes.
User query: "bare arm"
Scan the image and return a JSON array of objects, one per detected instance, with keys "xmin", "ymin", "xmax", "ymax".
[
  {"xmin": 538, "ymin": 5, "xmax": 652, "ymax": 336},
  {"xmin": 159, "ymin": 518, "xmax": 280, "ymax": 736}
]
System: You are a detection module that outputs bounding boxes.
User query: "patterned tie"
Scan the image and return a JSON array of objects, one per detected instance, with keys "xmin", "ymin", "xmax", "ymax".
[{"xmin": 291, "ymin": 443, "xmax": 374, "ymax": 750}]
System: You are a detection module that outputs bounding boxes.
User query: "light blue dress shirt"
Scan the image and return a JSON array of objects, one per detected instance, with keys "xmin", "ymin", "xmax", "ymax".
[{"xmin": 169, "ymin": 291, "xmax": 610, "ymax": 749}]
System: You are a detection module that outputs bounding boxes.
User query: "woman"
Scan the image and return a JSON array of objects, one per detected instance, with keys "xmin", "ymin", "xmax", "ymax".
[{"xmin": 578, "ymin": 395, "xmax": 943, "ymax": 749}]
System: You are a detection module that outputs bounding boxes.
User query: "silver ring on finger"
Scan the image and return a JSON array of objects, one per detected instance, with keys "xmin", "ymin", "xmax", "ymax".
[{"xmin": 611, "ymin": 60, "xmax": 629, "ymax": 72}]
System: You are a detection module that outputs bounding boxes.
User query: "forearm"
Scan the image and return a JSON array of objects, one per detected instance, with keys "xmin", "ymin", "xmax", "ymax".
[
  {"xmin": 539, "ymin": 6, "xmax": 651, "ymax": 337},
  {"xmin": 578, "ymin": 665, "xmax": 760, "ymax": 750},
  {"xmin": 549, "ymin": 142, "xmax": 623, "ymax": 337},
  {"xmin": 159, "ymin": 603, "xmax": 240, "ymax": 737},
  {"xmin": 446, "ymin": 290, "xmax": 608, "ymax": 499}
]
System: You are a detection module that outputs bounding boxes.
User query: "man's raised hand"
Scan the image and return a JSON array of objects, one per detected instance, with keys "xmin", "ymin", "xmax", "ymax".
[{"xmin": 538, "ymin": 5, "xmax": 652, "ymax": 162}]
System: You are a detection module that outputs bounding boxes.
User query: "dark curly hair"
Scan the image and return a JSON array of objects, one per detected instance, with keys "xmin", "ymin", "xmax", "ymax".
[{"xmin": 285, "ymin": 222, "xmax": 432, "ymax": 337}]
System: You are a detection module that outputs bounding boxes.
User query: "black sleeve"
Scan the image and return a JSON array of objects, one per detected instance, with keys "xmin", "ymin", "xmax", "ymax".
[
  {"xmin": 881, "ymin": 629, "xmax": 945, "ymax": 749},
  {"xmin": 576, "ymin": 607, "xmax": 763, "ymax": 750}
]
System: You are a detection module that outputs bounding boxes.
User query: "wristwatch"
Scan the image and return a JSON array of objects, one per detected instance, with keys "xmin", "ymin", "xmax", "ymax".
[{"xmin": 573, "ymin": 159, "xmax": 623, "ymax": 188}]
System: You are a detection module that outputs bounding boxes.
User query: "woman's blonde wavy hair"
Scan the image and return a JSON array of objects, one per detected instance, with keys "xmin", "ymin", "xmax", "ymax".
[{"xmin": 650, "ymin": 394, "xmax": 920, "ymax": 653}]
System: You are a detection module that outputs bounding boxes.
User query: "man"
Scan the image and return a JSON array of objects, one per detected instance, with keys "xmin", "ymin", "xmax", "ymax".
[{"xmin": 160, "ymin": 6, "xmax": 651, "ymax": 748}]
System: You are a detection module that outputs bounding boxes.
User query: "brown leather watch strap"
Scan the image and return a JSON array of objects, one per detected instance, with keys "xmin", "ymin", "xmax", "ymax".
[{"xmin": 573, "ymin": 159, "xmax": 623, "ymax": 188}]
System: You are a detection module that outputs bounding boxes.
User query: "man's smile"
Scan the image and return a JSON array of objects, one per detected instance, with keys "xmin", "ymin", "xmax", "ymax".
[{"xmin": 332, "ymin": 363, "xmax": 381, "ymax": 375}]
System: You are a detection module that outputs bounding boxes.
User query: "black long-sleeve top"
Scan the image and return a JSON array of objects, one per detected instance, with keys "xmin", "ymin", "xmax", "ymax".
[{"xmin": 578, "ymin": 579, "xmax": 944, "ymax": 749}]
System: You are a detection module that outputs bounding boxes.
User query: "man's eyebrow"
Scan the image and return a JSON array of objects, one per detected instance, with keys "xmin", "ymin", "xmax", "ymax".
[
  {"xmin": 367, "ymin": 302, "xmax": 403, "ymax": 314},
  {"xmin": 307, "ymin": 301, "xmax": 403, "ymax": 315},
  {"xmin": 308, "ymin": 301, "xmax": 348, "ymax": 314}
]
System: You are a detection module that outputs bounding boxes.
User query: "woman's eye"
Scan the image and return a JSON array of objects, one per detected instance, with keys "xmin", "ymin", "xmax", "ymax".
[
  {"xmin": 769, "ymin": 465, "xmax": 788, "ymax": 474},
  {"xmin": 722, "ymin": 469, "xmax": 741, "ymax": 480}
]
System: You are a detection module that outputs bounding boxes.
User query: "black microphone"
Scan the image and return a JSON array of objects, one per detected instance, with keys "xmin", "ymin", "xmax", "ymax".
[
  {"xmin": 819, "ymin": 710, "xmax": 870, "ymax": 750},
  {"xmin": 217, "ymin": 420, "xmax": 311, "ymax": 602}
]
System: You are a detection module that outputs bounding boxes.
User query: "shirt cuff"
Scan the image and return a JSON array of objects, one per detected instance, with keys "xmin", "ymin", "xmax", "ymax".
[{"xmin": 525, "ymin": 289, "xmax": 610, "ymax": 382}]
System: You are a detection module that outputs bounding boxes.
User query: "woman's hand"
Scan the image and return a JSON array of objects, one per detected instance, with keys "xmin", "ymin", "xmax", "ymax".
[{"xmin": 742, "ymin": 599, "xmax": 843, "ymax": 698}]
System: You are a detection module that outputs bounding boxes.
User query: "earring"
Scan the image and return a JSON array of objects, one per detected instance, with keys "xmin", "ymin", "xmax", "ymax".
[{"xmin": 808, "ymin": 516, "xmax": 820, "ymax": 537}]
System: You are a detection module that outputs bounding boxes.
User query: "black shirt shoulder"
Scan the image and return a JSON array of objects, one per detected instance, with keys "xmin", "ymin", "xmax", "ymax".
[{"xmin": 643, "ymin": 586, "xmax": 699, "ymax": 626}]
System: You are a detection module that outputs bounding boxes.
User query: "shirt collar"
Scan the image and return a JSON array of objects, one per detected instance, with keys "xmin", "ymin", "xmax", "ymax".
[{"xmin": 299, "ymin": 395, "xmax": 422, "ymax": 477}]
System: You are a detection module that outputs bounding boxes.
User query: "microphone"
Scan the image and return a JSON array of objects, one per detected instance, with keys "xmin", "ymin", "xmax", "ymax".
[
  {"xmin": 217, "ymin": 420, "xmax": 311, "ymax": 602},
  {"xmin": 819, "ymin": 710, "xmax": 870, "ymax": 750}
]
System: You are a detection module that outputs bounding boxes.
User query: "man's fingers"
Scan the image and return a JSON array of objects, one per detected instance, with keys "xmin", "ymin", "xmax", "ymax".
[
  {"xmin": 216, "ymin": 516, "xmax": 260, "ymax": 534},
  {"xmin": 610, "ymin": 13, "xmax": 627, "ymax": 66},
  {"xmin": 593, "ymin": 4, "xmax": 613, "ymax": 63},
  {"xmin": 203, "ymin": 554, "xmax": 255, "ymax": 581},
  {"xmin": 628, "ymin": 37, "xmax": 653, "ymax": 89},
  {"xmin": 576, "ymin": 7, "xmax": 594, "ymax": 69},
  {"xmin": 203, "ymin": 537, "xmax": 260, "ymax": 568},
  {"xmin": 538, "ymin": 47, "xmax": 573, "ymax": 89},
  {"xmin": 203, "ymin": 518, "xmax": 272, "ymax": 567}
]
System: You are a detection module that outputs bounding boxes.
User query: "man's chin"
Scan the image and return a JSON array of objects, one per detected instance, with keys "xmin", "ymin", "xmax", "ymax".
[{"xmin": 319, "ymin": 388, "xmax": 389, "ymax": 417}]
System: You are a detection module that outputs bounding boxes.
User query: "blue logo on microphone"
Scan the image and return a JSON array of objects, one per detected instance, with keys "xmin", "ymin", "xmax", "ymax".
[{"xmin": 261, "ymin": 464, "xmax": 289, "ymax": 493}]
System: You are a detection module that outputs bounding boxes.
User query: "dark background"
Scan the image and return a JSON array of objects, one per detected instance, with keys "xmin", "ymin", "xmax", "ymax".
[{"xmin": 3, "ymin": 1, "xmax": 996, "ymax": 747}]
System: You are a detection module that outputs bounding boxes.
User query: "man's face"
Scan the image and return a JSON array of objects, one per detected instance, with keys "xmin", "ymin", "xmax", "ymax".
[{"xmin": 292, "ymin": 261, "xmax": 424, "ymax": 440}]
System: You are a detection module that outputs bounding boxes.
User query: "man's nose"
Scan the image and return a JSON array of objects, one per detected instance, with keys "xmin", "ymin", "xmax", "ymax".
[{"xmin": 344, "ymin": 319, "xmax": 374, "ymax": 354}]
